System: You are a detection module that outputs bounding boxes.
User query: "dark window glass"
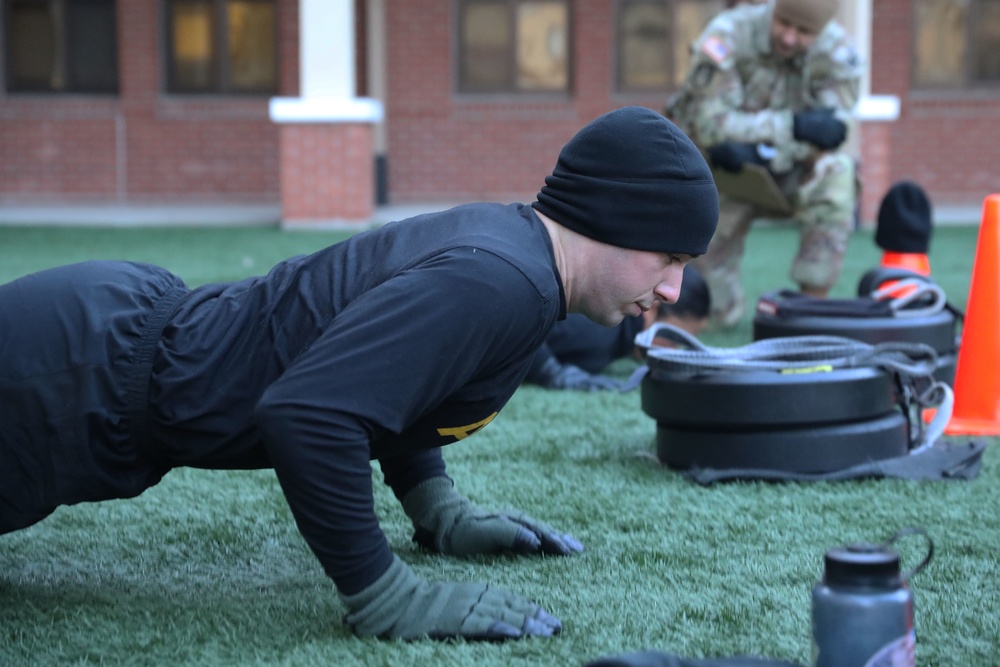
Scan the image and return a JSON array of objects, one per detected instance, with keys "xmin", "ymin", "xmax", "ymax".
[
  {"xmin": 914, "ymin": 0, "xmax": 1000, "ymax": 89},
  {"xmin": 166, "ymin": 0, "xmax": 276, "ymax": 94},
  {"xmin": 973, "ymin": 0, "xmax": 1000, "ymax": 83},
  {"xmin": 5, "ymin": 0, "xmax": 119, "ymax": 93},
  {"xmin": 617, "ymin": 0, "xmax": 725, "ymax": 93},
  {"xmin": 457, "ymin": 0, "xmax": 569, "ymax": 94}
]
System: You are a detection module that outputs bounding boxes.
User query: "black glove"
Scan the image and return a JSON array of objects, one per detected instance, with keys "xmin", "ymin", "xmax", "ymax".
[
  {"xmin": 707, "ymin": 142, "xmax": 769, "ymax": 173},
  {"xmin": 340, "ymin": 554, "xmax": 561, "ymax": 640},
  {"xmin": 402, "ymin": 477, "xmax": 584, "ymax": 557},
  {"xmin": 536, "ymin": 357, "xmax": 622, "ymax": 391},
  {"xmin": 792, "ymin": 108, "xmax": 847, "ymax": 150}
]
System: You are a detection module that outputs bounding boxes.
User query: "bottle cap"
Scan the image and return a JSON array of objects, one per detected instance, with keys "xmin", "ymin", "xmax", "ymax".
[{"xmin": 824, "ymin": 542, "xmax": 902, "ymax": 588}]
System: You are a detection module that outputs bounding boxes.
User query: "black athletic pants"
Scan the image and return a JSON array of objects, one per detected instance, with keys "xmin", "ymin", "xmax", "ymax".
[{"xmin": 0, "ymin": 261, "xmax": 185, "ymax": 533}]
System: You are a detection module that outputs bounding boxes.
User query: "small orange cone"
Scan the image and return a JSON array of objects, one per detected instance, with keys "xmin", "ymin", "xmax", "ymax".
[
  {"xmin": 945, "ymin": 194, "xmax": 1000, "ymax": 435},
  {"xmin": 881, "ymin": 251, "xmax": 931, "ymax": 276}
]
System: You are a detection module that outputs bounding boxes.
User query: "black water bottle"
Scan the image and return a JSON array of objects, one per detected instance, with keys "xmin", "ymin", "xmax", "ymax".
[{"xmin": 811, "ymin": 527, "xmax": 933, "ymax": 667}]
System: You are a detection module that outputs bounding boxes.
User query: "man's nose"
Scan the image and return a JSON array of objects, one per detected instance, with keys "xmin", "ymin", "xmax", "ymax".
[{"xmin": 654, "ymin": 269, "xmax": 684, "ymax": 304}]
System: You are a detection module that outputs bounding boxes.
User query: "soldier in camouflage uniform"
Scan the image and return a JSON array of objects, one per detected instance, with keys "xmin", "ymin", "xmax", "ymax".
[{"xmin": 666, "ymin": 0, "xmax": 862, "ymax": 327}]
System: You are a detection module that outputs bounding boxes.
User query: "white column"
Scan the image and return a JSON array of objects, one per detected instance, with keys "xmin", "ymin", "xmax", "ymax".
[
  {"xmin": 301, "ymin": 0, "xmax": 353, "ymax": 98},
  {"xmin": 847, "ymin": 0, "xmax": 899, "ymax": 123},
  {"xmin": 270, "ymin": 0, "xmax": 382, "ymax": 124}
]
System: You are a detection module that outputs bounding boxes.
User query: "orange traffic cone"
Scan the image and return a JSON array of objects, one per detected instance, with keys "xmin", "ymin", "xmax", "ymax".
[{"xmin": 945, "ymin": 194, "xmax": 1000, "ymax": 435}]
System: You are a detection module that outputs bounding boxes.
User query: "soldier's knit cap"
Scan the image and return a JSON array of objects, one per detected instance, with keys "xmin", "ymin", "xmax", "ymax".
[
  {"xmin": 876, "ymin": 180, "xmax": 933, "ymax": 254},
  {"xmin": 532, "ymin": 106, "xmax": 719, "ymax": 256},
  {"xmin": 774, "ymin": 0, "xmax": 838, "ymax": 33}
]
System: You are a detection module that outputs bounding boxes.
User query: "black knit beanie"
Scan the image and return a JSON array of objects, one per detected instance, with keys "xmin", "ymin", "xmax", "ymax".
[
  {"xmin": 875, "ymin": 180, "xmax": 933, "ymax": 253},
  {"xmin": 532, "ymin": 106, "xmax": 719, "ymax": 256}
]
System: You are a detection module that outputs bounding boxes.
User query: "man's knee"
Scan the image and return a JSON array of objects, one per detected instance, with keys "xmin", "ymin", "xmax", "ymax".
[
  {"xmin": 797, "ymin": 152, "xmax": 856, "ymax": 223},
  {"xmin": 792, "ymin": 227, "xmax": 847, "ymax": 291}
]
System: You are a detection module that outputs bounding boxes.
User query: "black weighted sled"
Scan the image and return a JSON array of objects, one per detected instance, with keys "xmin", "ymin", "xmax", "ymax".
[
  {"xmin": 640, "ymin": 365, "xmax": 896, "ymax": 429},
  {"xmin": 634, "ymin": 323, "xmax": 953, "ymax": 475},
  {"xmin": 655, "ymin": 411, "xmax": 910, "ymax": 474}
]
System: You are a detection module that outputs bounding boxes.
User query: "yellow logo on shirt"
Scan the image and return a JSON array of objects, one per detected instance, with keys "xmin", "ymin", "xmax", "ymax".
[{"xmin": 437, "ymin": 412, "xmax": 498, "ymax": 441}]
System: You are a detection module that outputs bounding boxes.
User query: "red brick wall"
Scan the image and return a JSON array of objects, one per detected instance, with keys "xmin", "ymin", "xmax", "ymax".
[
  {"xmin": 0, "ymin": 0, "xmax": 293, "ymax": 204},
  {"xmin": 0, "ymin": 104, "xmax": 119, "ymax": 198},
  {"xmin": 3, "ymin": 0, "xmax": 996, "ymax": 215},
  {"xmin": 870, "ymin": 0, "xmax": 1000, "ymax": 212},
  {"xmin": 123, "ymin": 100, "xmax": 277, "ymax": 199},
  {"xmin": 278, "ymin": 123, "xmax": 375, "ymax": 222},
  {"xmin": 858, "ymin": 123, "xmax": 893, "ymax": 224},
  {"xmin": 382, "ymin": 0, "xmax": 999, "ymax": 217},
  {"xmin": 384, "ymin": 0, "xmax": 664, "ymax": 204}
]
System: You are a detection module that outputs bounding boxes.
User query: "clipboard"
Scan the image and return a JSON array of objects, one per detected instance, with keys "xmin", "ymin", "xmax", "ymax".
[{"xmin": 708, "ymin": 161, "xmax": 793, "ymax": 216}]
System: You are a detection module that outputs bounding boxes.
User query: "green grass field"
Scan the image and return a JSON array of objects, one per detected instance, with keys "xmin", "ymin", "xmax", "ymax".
[{"xmin": 0, "ymin": 222, "xmax": 996, "ymax": 667}]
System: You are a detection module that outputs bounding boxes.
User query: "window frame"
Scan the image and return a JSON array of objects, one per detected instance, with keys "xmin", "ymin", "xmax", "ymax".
[
  {"xmin": 162, "ymin": 0, "xmax": 278, "ymax": 96},
  {"xmin": 911, "ymin": 0, "xmax": 1000, "ymax": 92},
  {"xmin": 453, "ymin": 0, "xmax": 573, "ymax": 98},
  {"xmin": 3, "ymin": 0, "xmax": 120, "ymax": 95},
  {"xmin": 614, "ymin": 0, "xmax": 726, "ymax": 95}
]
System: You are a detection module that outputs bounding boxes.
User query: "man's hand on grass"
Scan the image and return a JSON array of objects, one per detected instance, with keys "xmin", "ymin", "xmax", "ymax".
[
  {"xmin": 340, "ymin": 555, "xmax": 562, "ymax": 641},
  {"xmin": 402, "ymin": 476, "xmax": 584, "ymax": 557},
  {"xmin": 537, "ymin": 357, "xmax": 623, "ymax": 392}
]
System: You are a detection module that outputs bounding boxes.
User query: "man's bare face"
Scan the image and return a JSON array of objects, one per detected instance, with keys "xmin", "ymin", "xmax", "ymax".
[
  {"xmin": 770, "ymin": 16, "xmax": 819, "ymax": 60},
  {"xmin": 576, "ymin": 244, "xmax": 691, "ymax": 328}
]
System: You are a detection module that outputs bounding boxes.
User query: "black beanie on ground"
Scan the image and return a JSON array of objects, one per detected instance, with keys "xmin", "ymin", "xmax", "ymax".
[
  {"xmin": 532, "ymin": 106, "xmax": 719, "ymax": 256},
  {"xmin": 875, "ymin": 180, "xmax": 933, "ymax": 254}
]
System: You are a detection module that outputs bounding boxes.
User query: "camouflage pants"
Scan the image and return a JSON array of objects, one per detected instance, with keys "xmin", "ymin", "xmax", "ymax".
[{"xmin": 693, "ymin": 152, "xmax": 856, "ymax": 327}]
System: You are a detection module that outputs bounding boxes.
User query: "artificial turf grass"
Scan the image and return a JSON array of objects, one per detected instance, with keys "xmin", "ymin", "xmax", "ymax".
[
  {"xmin": 3, "ymin": 403, "xmax": 996, "ymax": 666},
  {"xmin": 0, "ymin": 226, "xmax": 358, "ymax": 287},
  {"xmin": 1, "ymin": 222, "xmax": 996, "ymax": 666}
]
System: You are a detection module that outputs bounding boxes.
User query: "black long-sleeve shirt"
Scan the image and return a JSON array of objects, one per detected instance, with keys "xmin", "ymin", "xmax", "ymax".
[{"xmin": 146, "ymin": 203, "xmax": 565, "ymax": 593}]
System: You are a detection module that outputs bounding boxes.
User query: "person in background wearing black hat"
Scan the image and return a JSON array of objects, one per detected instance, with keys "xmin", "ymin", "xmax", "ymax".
[
  {"xmin": 666, "ymin": 0, "xmax": 862, "ymax": 327},
  {"xmin": 0, "ymin": 107, "xmax": 718, "ymax": 643},
  {"xmin": 875, "ymin": 180, "xmax": 933, "ymax": 276},
  {"xmin": 526, "ymin": 264, "xmax": 711, "ymax": 391}
]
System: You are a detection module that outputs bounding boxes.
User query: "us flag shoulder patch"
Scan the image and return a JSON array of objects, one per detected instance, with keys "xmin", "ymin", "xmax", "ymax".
[{"xmin": 701, "ymin": 35, "xmax": 730, "ymax": 64}]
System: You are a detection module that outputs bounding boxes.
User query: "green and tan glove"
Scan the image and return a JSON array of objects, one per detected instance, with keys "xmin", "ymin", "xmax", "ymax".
[
  {"xmin": 401, "ymin": 476, "xmax": 584, "ymax": 557},
  {"xmin": 340, "ymin": 555, "xmax": 561, "ymax": 641}
]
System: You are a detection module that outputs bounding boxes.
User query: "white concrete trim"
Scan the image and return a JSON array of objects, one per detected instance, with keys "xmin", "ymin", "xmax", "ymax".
[
  {"xmin": 269, "ymin": 96, "xmax": 384, "ymax": 124},
  {"xmin": 0, "ymin": 203, "xmax": 281, "ymax": 227},
  {"xmin": 280, "ymin": 217, "xmax": 381, "ymax": 230},
  {"xmin": 854, "ymin": 95, "xmax": 900, "ymax": 122}
]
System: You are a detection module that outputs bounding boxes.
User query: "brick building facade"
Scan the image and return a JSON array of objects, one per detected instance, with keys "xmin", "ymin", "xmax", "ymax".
[{"xmin": 0, "ymin": 0, "xmax": 996, "ymax": 226}]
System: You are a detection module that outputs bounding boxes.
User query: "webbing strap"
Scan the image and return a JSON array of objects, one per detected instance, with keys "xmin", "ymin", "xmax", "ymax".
[{"xmin": 636, "ymin": 323, "xmax": 938, "ymax": 376}]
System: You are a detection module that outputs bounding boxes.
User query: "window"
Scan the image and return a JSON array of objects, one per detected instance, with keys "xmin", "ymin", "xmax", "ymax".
[
  {"xmin": 913, "ymin": 0, "xmax": 1000, "ymax": 89},
  {"xmin": 4, "ymin": 0, "xmax": 119, "ymax": 93},
  {"xmin": 166, "ymin": 0, "xmax": 276, "ymax": 94},
  {"xmin": 457, "ymin": 0, "xmax": 570, "ymax": 94},
  {"xmin": 617, "ymin": 0, "xmax": 725, "ymax": 93}
]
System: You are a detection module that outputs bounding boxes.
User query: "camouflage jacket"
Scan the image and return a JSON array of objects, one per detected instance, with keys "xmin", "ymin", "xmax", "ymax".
[{"xmin": 666, "ymin": 2, "xmax": 862, "ymax": 173}]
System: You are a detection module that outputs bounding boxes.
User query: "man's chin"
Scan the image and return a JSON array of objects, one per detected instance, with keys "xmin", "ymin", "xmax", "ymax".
[
  {"xmin": 772, "ymin": 46, "xmax": 798, "ymax": 60},
  {"xmin": 769, "ymin": 41, "xmax": 795, "ymax": 60},
  {"xmin": 588, "ymin": 312, "xmax": 625, "ymax": 327}
]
